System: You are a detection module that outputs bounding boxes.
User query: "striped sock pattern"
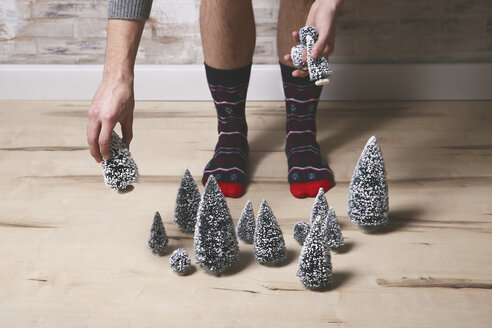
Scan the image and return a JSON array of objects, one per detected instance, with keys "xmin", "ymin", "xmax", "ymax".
[
  {"xmin": 202, "ymin": 63, "xmax": 251, "ymax": 198},
  {"xmin": 280, "ymin": 63, "xmax": 335, "ymax": 198}
]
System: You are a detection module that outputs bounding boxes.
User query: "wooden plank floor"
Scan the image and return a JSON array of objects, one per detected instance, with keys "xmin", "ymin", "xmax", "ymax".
[{"xmin": 0, "ymin": 100, "xmax": 491, "ymax": 327}]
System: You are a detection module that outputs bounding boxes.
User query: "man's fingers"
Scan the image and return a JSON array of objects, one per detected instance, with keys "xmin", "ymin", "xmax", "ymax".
[
  {"xmin": 292, "ymin": 31, "xmax": 300, "ymax": 42},
  {"xmin": 99, "ymin": 123, "xmax": 114, "ymax": 160},
  {"xmin": 121, "ymin": 119, "xmax": 133, "ymax": 150},
  {"xmin": 87, "ymin": 120, "xmax": 102, "ymax": 163},
  {"xmin": 292, "ymin": 69, "xmax": 309, "ymax": 78},
  {"xmin": 312, "ymin": 27, "xmax": 330, "ymax": 59}
]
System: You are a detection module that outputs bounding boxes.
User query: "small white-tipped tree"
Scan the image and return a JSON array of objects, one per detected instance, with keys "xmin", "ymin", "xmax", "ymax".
[
  {"xmin": 101, "ymin": 131, "xmax": 139, "ymax": 191},
  {"xmin": 348, "ymin": 136, "xmax": 389, "ymax": 233},
  {"xmin": 236, "ymin": 200, "xmax": 255, "ymax": 244},
  {"xmin": 169, "ymin": 248, "xmax": 192, "ymax": 275},
  {"xmin": 174, "ymin": 169, "xmax": 201, "ymax": 232},
  {"xmin": 327, "ymin": 207, "xmax": 344, "ymax": 249},
  {"xmin": 148, "ymin": 211, "xmax": 168, "ymax": 256},
  {"xmin": 298, "ymin": 215, "xmax": 333, "ymax": 290},
  {"xmin": 194, "ymin": 175, "xmax": 239, "ymax": 274},
  {"xmin": 293, "ymin": 221, "xmax": 311, "ymax": 245},
  {"xmin": 310, "ymin": 188, "xmax": 329, "ymax": 224},
  {"xmin": 253, "ymin": 199, "xmax": 286, "ymax": 265}
]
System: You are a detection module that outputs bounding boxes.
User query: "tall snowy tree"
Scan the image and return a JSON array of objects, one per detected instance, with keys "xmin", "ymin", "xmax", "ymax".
[
  {"xmin": 174, "ymin": 169, "xmax": 201, "ymax": 232},
  {"xmin": 310, "ymin": 188, "xmax": 329, "ymax": 224},
  {"xmin": 348, "ymin": 136, "xmax": 389, "ymax": 233},
  {"xmin": 327, "ymin": 207, "xmax": 344, "ymax": 250},
  {"xmin": 101, "ymin": 131, "xmax": 139, "ymax": 191},
  {"xmin": 236, "ymin": 200, "xmax": 255, "ymax": 244},
  {"xmin": 194, "ymin": 175, "xmax": 239, "ymax": 274},
  {"xmin": 254, "ymin": 199, "xmax": 286, "ymax": 265},
  {"xmin": 148, "ymin": 211, "xmax": 169, "ymax": 256},
  {"xmin": 298, "ymin": 214, "xmax": 333, "ymax": 290}
]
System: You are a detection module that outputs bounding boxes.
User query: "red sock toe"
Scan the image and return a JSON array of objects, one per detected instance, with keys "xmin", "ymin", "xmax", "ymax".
[
  {"xmin": 290, "ymin": 180, "xmax": 334, "ymax": 199},
  {"xmin": 217, "ymin": 182, "xmax": 245, "ymax": 198}
]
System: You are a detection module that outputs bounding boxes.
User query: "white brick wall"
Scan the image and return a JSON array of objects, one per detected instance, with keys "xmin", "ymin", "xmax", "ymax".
[{"xmin": 1, "ymin": 0, "xmax": 491, "ymax": 64}]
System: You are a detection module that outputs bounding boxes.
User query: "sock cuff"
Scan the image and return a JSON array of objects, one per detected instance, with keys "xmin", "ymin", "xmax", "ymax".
[
  {"xmin": 279, "ymin": 61, "xmax": 312, "ymax": 86},
  {"xmin": 205, "ymin": 63, "xmax": 252, "ymax": 87}
]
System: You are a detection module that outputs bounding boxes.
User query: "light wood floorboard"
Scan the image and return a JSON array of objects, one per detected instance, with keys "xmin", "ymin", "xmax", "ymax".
[{"xmin": 0, "ymin": 100, "xmax": 491, "ymax": 327}]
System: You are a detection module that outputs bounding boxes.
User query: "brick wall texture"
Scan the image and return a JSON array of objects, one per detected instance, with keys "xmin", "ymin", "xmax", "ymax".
[{"xmin": 1, "ymin": 0, "xmax": 491, "ymax": 64}]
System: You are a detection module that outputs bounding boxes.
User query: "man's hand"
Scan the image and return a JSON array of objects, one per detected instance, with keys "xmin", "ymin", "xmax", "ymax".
[
  {"xmin": 87, "ymin": 75, "xmax": 134, "ymax": 162},
  {"xmin": 284, "ymin": 0, "xmax": 343, "ymax": 77},
  {"xmin": 86, "ymin": 19, "xmax": 145, "ymax": 162}
]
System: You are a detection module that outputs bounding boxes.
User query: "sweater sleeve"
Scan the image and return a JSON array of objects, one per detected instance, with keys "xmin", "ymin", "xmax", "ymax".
[{"xmin": 107, "ymin": 0, "xmax": 153, "ymax": 20}]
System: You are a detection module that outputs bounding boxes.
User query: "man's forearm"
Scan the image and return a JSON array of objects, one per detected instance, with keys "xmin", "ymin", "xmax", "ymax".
[
  {"xmin": 104, "ymin": 0, "xmax": 153, "ymax": 79},
  {"xmin": 103, "ymin": 19, "xmax": 146, "ymax": 80}
]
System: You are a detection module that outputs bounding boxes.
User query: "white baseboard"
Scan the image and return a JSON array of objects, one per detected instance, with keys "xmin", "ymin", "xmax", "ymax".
[{"xmin": 1, "ymin": 64, "xmax": 491, "ymax": 101}]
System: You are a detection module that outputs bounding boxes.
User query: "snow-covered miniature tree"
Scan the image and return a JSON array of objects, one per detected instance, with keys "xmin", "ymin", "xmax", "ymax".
[
  {"xmin": 148, "ymin": 211, "xmax": 168, "ymax": 256},
  {"xmin": 253, "ymin": 199, "xmax": 286, "ymax": 265},
  {"xmin": 348, "ymin": 136, "xmax": 389, "ymax": 233},
  {"xmin": 169, "ymin": 248, "xmax": 192, "ymax": 275},
  {"xmin": 327, "ymin": 207, "xmax": 344, "ymax": 250},
  {"xmin": 101, "ymin": 131, "xmax": 139, "ymax": 191},
  {"xmin": 174, "ymin": 169, "xmax": 201, "ymax": 232},
  {"xmin": 194, "ymin": 175, "xmax": 239, "ymax": 274},
  {"xmin": 298, "ymin": 215, "xmax": 333, "ymax": 290},
  {"xmin": 310, "ymin": 188, "xmax": 329, "ymax": 224},
  {"xmin": 236, "ymin": 200, "xmax": 255, "ymax": 244},
  {"xmin": 293, "ymin": 221, "xmax": 311, "ymax": 245}
]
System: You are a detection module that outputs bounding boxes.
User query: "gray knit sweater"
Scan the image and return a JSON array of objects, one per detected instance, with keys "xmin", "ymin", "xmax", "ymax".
[{"xmin": 108, "ymin": 0, "xmax": 153, "ymax": 20}]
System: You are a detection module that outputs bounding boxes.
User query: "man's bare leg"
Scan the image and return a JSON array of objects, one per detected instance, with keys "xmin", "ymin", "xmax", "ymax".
[
  {"xmin": 200, "ymin": 0, "xmax": 255, "ymax": 69},
  {"xmin": 277, "ymin": 0, "xmax": 311, "ymax": 68},
  {"xmin": 277, "ymin": 0, "xmax": 337, "ymax": 198},
  {"xmin": 200, "ymin": 0, "xmax": 256, "ymax": 198}
]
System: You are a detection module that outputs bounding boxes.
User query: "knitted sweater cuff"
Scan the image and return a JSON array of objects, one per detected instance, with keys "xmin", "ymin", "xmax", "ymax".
[{"xmin": 107, "ymin": 0, "xmax": 153, "ymax": 20}]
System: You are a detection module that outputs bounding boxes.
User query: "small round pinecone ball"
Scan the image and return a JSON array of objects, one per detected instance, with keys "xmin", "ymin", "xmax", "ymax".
[
  {"xmin": 169, "ymin": 248, "xmax": 191, "ymax": 275},
  {"xmin": 293, "ymin": 221, "xmax": 311, "ymax": 245}
]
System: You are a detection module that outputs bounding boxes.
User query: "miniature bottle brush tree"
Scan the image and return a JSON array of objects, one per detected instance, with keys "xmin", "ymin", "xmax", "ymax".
[
  {"xmin": 348, "ymin": 136, "xmax": 389, "ymax": 233},
  {"xmin": 148, "ymin": 211, "xmax": 169, "ymax": 256},
  {"xmin": 254, "ymin": 199, "xmax": 286, "ymax": 265},
  {"xmin": 236, "ymin": 200, "xmax": 255, "ymax": 244},
  {"xmin": 194, "ymin": 175, "xmax": 239, "ymax": 274},
  {"xmin": 169, "ymin": 248, "xmax": 192, "ymax": 275},
  {"xmin": 101, "ymin": 131, "xmax": 139, "ymax": 191},
  {"xmin": 174, "ymin": 169, "xmax": 201, "ymax": 232},
  {"xmin": 298, "ymin": 215, "xmax": 333, "ymax": 290}
]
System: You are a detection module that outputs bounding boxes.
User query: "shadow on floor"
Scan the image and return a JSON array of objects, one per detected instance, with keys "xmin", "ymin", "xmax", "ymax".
[
  {"xmin": 377, "ymin": 206, "xmax": 427, "ymax": 234},
  {"xmin": 331, "ymin": 240, "xmax": 354, "ymax": 254},
  {"xmin": 226, "ymin": 249, "xmax": 255, "ymax": 275}
]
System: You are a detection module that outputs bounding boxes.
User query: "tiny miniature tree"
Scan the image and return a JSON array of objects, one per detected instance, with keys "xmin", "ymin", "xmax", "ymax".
[
  {"xmin": 169, "ymin": 248, "xmax": 192, "ymax": 275},
  {"xmin": 194, "ymin": 175, "xmax": 239, "ymax": 274},
  {"xmin": 174, "ymin": 169, "xmax": 201, "ymax": 232},
  {"xmin": 348, "ymin": 136, "xmax": 389, "ymax": 233},
  {"xmin": 293, "ymin": 221, "xmax": 311, "ymax": 245},
  {"xmin": 298, "ymin": 215, "xmax": 333, "ymax": 290},
  {"xmin": 310, "ymin": 188, "xmax": 329, "ymax": 224},
  {"xmin": 253, "ymin": 199, "xmax": 286, "ymax": 265},
  {"xmin": 236, "ymin": 200, "xmax": 255, "ymax": 244},
  {"xmin": 148, "ymin": 211, "xmax": 168, "ymax": 256},
  {"xmin": 101, "ymin": 131, "xmax": 139, "ymax": 191},
  {"xmin": 327, "ymin": 207, "xmax": 344, "ymax": 250}
]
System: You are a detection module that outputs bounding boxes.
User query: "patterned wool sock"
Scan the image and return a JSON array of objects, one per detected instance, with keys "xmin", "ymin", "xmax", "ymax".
[
  {"xmin": 280, "ymin": 62, "xmax": 335, "ymax": 198},
  {"xmin": 202, "ymin": 63, "xmax": 251, "ymax": 198}
]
